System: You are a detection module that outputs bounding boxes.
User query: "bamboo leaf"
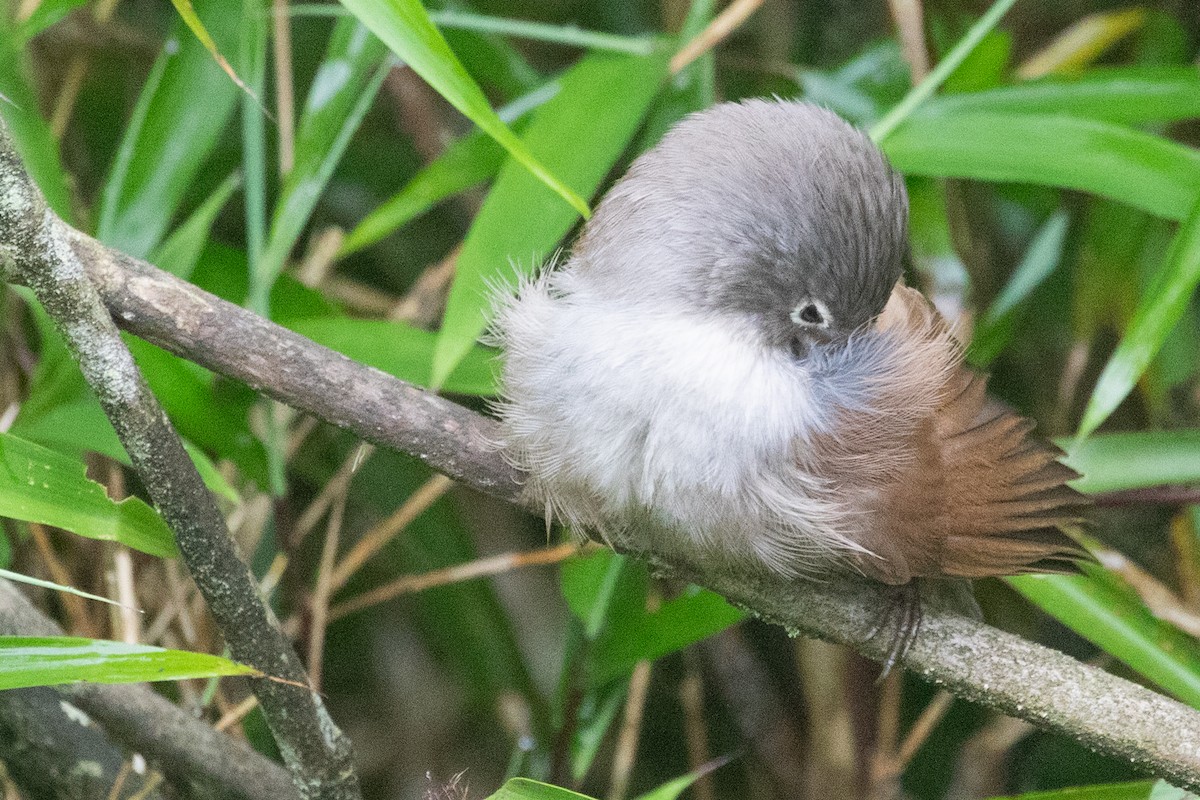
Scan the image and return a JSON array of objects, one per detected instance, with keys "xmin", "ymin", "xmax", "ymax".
[
  {"xmin": 0, "ymin": 433, "xmax": 177, "ymax": 558},
  {"xmin": 1075, "ymin": 196, "xmax": 1200, "ymax": 440},
  {"xmin": 336, "ymin": 0, "xmax": 588, "ymax": 216},
  {"xmin": 0, "ymin": 636, "xmax": 256, "ymax": 689},
  {"xmin": 884, "ymin": 113, "xmax": 1200, "ymax": 222}
]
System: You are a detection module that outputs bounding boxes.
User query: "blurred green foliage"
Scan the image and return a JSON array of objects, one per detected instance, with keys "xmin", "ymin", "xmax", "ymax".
[{"xmin": 0, "ymin": 0, "xmax": 1199, "ymax": 798}]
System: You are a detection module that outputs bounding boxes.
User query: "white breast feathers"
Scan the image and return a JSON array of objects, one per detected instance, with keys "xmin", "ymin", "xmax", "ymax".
[{"xmin": 490, "ymin": 268, "xmax": 878, "ymax": 577}]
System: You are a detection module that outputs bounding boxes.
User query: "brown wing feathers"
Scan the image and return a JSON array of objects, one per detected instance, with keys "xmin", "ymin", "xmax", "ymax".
[{"xmin": 840, "ymin": 286, "xmax": 1087, "ymax": 584}]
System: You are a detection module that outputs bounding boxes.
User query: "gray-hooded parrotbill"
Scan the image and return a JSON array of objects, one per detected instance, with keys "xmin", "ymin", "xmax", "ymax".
[{"xmin": 491, "ymin": 100, "xmax": 1085, "ymax": 645}]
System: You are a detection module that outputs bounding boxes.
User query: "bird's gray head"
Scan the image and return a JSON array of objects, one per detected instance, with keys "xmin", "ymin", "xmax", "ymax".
[{"xmin": 572, "ymin": 100, "xmax": 908, "ymax": 358}]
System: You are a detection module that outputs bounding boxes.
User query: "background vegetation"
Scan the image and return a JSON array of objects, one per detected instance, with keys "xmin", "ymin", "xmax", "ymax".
[{"xmin": 1, "ymin": 0, "xmax": 1200, "ymax": 798}]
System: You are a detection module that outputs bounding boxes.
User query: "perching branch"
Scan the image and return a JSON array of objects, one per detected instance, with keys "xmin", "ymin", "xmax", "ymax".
[
  {"xmin": 0, "ymin": 580, "xmax": 299, "ymax": 800},
  {"xmin": 2, "ymin": 124, "xmax": 1200, "ymax": 790},
  {"xmin": 0, "ymin": 124, "xmax": 359, "ymax": 800}
]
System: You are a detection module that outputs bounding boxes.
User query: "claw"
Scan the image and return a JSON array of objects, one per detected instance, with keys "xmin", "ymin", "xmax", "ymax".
[{"xmin": 868, "ymin": 581, "xmax": 923, "ymax": 681}]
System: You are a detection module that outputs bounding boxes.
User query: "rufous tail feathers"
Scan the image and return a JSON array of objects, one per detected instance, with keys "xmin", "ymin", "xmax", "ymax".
[{"xmin": 842, "ymin": 285, "xmax": 1088, "ymax": 585}]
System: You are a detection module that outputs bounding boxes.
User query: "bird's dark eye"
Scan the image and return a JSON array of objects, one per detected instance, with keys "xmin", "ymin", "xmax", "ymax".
[
  {"xmin": 798, "ymin": 304, "xmax": 823, "ymax": 324},
  {"xmin": 790, "ymin": 299, "xmax": 831, "ymax": 328}
]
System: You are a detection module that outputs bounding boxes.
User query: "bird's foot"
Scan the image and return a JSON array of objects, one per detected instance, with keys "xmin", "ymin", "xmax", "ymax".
[{"xmin": 864, "ymin": 581, "xmax": 923, "ymax": 681}]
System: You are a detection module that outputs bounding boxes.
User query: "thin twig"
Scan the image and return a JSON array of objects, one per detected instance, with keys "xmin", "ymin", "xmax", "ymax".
[
  {"xmin": 870, "ymin": 671, "xmax": 903, "ymax": 795},
  {"xmin": 49, "ymin": 0, "xmax": 122, "ymax": 138},
  {"xmin": 1094, "ymin": 485, "xmax": 1200, "ymax": 508},
  {"xmin": 893, "ymin": 691, "xmax": 954, "ymax": 768},
  {"xmin": 886, "ymin": 0, "xmax": 930, "ymax": 82},
  {"xmin": 272, "ymin": 0, "xmax": 296, "ymax": 176},
  {"xmin": 609, "ymin": 591, "xmax": 661, "ymax": 800},
  {"xmin": 292, "ymin": 443, "xmax": 375, "ymax": 548},
  {"xmin": 330, "ymin": 473, "xmax": 454, "ymax": 590},
  {"xmin": 126, "ymin": 772, "xmax": 165, "ymax": 800},
  {"xmin": 669, "ymin": 0, "xmax": 764, "ymax": 75},
  {"xmin": 1094, "ymin": 547, "xmax": 1200, "ymax": 637},
  {"xmin": 111, "ymin": 545, "xmax": 141, "ymax": 643},
  {"xmin": 308, "ymin": 491, "xmax": 347, "ymax": 690},
  {"xmin": 27, "ymin": 522, "xmax": 95, "ymax": 635},
  {"xmin": 678, "ymin": 660, "xmax": 715, "ymax": 800},
  {"xmin": 216, "ymin": 696, "xmax": 262, "ymax": 732},
  {"xmin": 329, "ymin": 542, "xmax": 579, "ymax": 621},
  {"xmin": 608, "ymin": 659, "xmax": 653, "ymax": 800},
  {"xmin": 796, "ymin": 639, "xmax": 856, "ymax": 799}
]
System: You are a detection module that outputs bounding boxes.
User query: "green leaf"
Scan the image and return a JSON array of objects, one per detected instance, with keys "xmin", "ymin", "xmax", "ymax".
[
  {"xmin": 0, "ymin": 568, "xmax": 127, "ymax": 610},
  {"xmin": 340, "ymin": 127, "xmax": 506, "ymax": 256},
  {"xmin": 918, "ymin": 66, "xmax": 1200, "ymax": 125},
  {"xmin": 10, "ymin": 396, "xmax": 238, "ymax": 505},
  {"xmin": 0, "ymin": 636, "xmax": 256, "ymax": 689},
  {"xmin": 1009, "ymin": 568, "xmax": 1200, "ymax": 709},
  {"xmin": 254, "ymin": 18, "xmax": 389, "ymax": 310},
  {"xmin": 336, "ymin": 0, "xmax": 588, "ymax": 216},
  {"xmin": 1076, "ymin": 197, "xmax": 1200, "ymax": 439},
  {"xmin": 486, "ymin": 778, "xmax": 595, "ymax": 800},
  {"xmin": 442, "ymin": 25, "xmax": 541, "ymax": 99},
  {"xmin": 971, "ymin": 210, "xmax": 1071, "ymax": 366},
  {"xmin": 287, "ymin": 317, "xmax": 497, "ymax": 396},
  {"xmin": 340, "ymin": 84, "xmax": 559, "ymax": 256},
  {"xmin": 0, "ymin": 16, "xmax": 72, "ymax": 218},
  {"xmin": 883, "ymin": 114, "xmax": 1200, "ymax": 222},
  {"xmin": 432, "ymin": 49, "xmax": 671, "ymax": 388},
  {"xmin": 570, "ymin": 680, "xmax": 628, "ymax": 781},
  {"xmin": 97, "ymin": 0, "xmax": 241, "ymax": 258},
  {"xmin": 0, "ymin": 432, "xmax": 177, "ymax": 558},
  {"xmin": 15, "ymin": 0, "xmax": 88, "ymax": 40},
  {"xmin": 166, "ymin": 0, "xmax": 261, "ymax": 101},
  {"xmin": 633, "ymin": 757, "xmax": 732, "ymax": 800},
  {"xmin": 986, "ymin": 780, "xmax": 1161, "ymax": 799},
  {"xmin": 798, "ymin": 41, "xmax": 909, "ymax": 127},
  {"xmin": 870, "ymin": 0, "xmax": 1019, "ymax": 141},
  {"xmin": 560, "ymin": 550, "xmax": 646, "ymax": 641},
  {"xmin": 1149, "ymin": 781, "xmax": 1200, "ymax": 800},
  {"xmin": 559, "ymin": 550, "xmax": 742, "ymax": 686},
  {"xmin": 590, "ymin": 585, "xmax": 745, "ymax": 687},
  {"xmin": 152, "ymin": 172, "xmax": 242, "ymax": 279},
  {"xmin": 1061, "ymin": 430, "xmax": 1200, "ymax": 494},
  {"xmin": 429, "ymin": 10, "xmax": 659, "ymax": 54}
]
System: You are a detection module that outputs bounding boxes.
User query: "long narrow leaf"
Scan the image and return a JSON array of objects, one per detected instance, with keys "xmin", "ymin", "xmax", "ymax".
[
  {"xmin": 1009, "ymin": 569, "xmax": 1200, "ymax": 709},
  {"xmin": 487, "ymin": 778, "xmax": 594, "ymax": 800},
  {"xmin": 0, "ymin": 568, "xmax": 127, "ymax": 610},
  {"xmin": 432, "ymin": 50, "xmax": 670, "ymax": 388},
  {"xmin": 884, "ymin": 113, "xmax": 1200, "ymax": 222},
  {"xmin": 971, "ymin": 210, "xmax": 1071, "ymax": 365},
  {"xmin": 0, "ymin": 16, "xmax": 71, "ymax": 217},
  {"xmin": 0, "ymin": 433, "xmax": 177, "ymax": 558},
  {"xmin": 0, "ymin": 636, "xmax": 257, "ymax": 689},
  {"xmin": 986, "ymin": 780, "xmax": 1161, "ymax": 799},
  {"xmin": 337, "ymin": 0, "xmax": 587, "ymax": 215},
  {"xmin": 287, "ymin": 317, "xmax": 497, "ymax": 395},
  {"xmin": 917, "ymin": 66, "xmax": 1200, "ymax": 124},
  {"xmin": 254, "ymin": 18, "xmax": 389, "ymax": 308},
  {"xmin": 340, "ymin": 83, "xmax": 559, "ymax": 256},
  {"xmin": 152, "ymin": 172, "xmax": 242, "ymax": 279},
  {"xmin": 870, "ymin": 0, "xmax": 1019, "ymax": 141},
  {"xmin": 97, "ymin": 0, "xmax": 241, "ymax": 257},
  {"xmin": 1076, "ymin": 197, "xmax": 1200, "ymax": 439},
  {"xmin": 1062, "ymin": 430, "xmax": 1200, "ymax": 494}
]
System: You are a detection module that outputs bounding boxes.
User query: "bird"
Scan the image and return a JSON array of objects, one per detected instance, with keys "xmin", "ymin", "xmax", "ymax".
[{"xmin": 489, "ymin": 99, "xmax": 1086, "ymax": 667}]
